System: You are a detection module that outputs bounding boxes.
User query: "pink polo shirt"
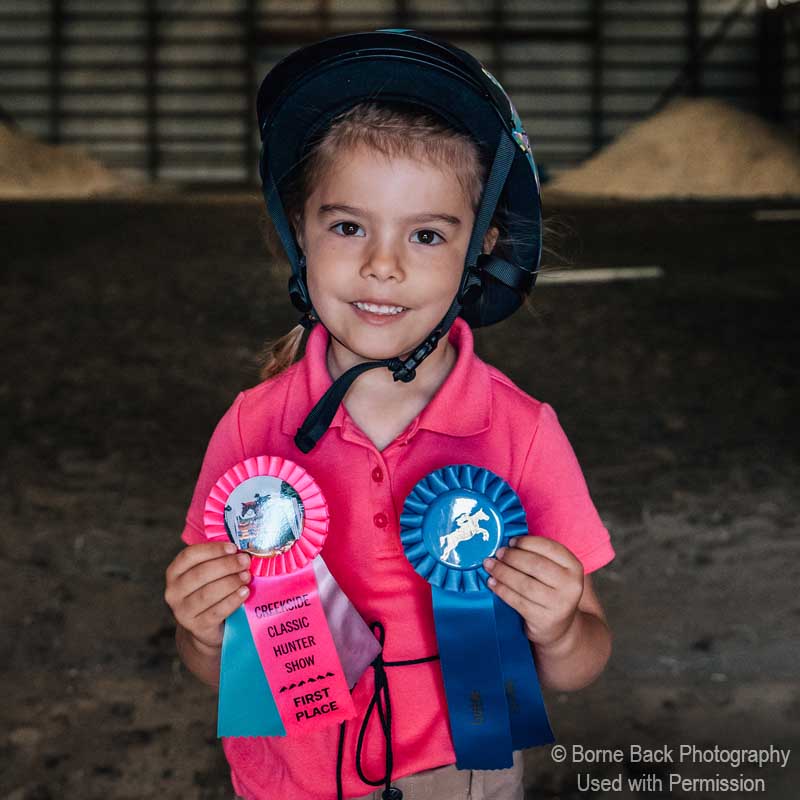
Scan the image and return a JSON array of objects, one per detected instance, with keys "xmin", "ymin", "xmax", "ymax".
[{"xmin": 181, "ymin": 317, "xmax": 614, "ymax": 800}]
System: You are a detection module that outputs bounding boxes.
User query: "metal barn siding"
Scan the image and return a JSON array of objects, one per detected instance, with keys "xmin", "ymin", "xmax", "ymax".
[{"xmin": 0, "ymin": 0, "xmax": 796, "ymax": 184}]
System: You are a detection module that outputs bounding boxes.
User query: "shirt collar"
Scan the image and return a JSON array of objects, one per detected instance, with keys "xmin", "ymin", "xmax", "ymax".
[{"xmin": 280, "ymin": 317, "xmax": 491, "ymax": 442}]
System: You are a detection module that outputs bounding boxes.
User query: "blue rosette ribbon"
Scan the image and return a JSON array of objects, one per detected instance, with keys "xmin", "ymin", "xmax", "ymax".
[{"xmin": 400, "ymin": 464, "xmax": 554, "ymax": 769}]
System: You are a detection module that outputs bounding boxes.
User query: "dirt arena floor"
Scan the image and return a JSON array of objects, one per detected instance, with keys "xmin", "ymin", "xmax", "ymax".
[{"xmin": 1, "ymin": 193, "xmax": 798, "ymax": 799}]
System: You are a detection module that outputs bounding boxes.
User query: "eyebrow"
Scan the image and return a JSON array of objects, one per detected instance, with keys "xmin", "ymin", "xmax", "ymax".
[{"xmin": 317, "ymin": 203, "xmax": 461, "ymax": 226}]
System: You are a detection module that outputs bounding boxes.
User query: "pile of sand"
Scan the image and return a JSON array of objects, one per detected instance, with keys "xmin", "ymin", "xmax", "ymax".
[
  {"xmin": 0, "ymin": 122, "xmax": 129, "ymax": 199},
  {"xmin": 547, "ymin": 98, "xmax": 800, "ymax": 199},
  {"xmin": 5, "ymin": 96, "xmax": 797, "ymax": 200}
]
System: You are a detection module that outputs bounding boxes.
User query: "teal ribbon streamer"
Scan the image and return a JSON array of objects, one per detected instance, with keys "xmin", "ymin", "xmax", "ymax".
[
  {"xmin": 431, "ymin": 587, "xmax": 514, "ymax": 769},
  {"xmin": 217, "ymin": 605, "xmax": 286, "ymax": 737}
]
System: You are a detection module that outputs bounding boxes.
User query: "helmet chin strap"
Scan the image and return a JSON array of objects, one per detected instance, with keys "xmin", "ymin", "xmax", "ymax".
[
  {"xmin": 293, "ymin": 133, "xmax": 516, "ymax": 454},
  {"xmin": 293, "ymin": 297, "xmax": 462, "ymax": 453}
]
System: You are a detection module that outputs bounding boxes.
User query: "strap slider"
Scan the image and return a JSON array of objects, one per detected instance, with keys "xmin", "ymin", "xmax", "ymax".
[
  {"xmin": 388, "ymin": 334, "xmax": 440, "ymax": 383},
  {"xmin": 390, "ymin": 362, "xmax": 416, "ymax": 383},
  {"xmin": 298, "ymin": 311, "xmax": 317, "ymax": 331}
]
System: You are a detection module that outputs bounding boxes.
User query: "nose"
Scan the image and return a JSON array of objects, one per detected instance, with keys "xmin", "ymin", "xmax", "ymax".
[{"xmin": 360, "ymin": 237, "xmax": 405, "ymax": 282}]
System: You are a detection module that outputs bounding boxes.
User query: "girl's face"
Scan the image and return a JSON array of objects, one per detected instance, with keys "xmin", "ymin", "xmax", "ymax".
[{"xmin": 298, "ymin": 144, "xmax": 476, "ymax": 364}]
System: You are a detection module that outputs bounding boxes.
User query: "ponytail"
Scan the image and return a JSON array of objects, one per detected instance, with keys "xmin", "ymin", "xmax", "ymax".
[{"xmin": 259, "ymin": 323, "xmax": 306, "ymax": 381}]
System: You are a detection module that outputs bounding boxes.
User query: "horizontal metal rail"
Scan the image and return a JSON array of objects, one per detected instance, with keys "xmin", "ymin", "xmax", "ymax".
[{"xmin": 0, "ymin": 0, "xmax": 794, "ymax": 184}]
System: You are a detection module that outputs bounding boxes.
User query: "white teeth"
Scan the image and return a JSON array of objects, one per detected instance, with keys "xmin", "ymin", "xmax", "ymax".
[{"xmin": 353, "ymin": 302, "xmax": 407, "ymax": 315}]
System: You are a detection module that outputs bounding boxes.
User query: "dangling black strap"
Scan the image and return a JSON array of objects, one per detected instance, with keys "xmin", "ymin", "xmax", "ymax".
[
  {"xmin": 294, "ymin": 297, "xmax": 463, "ymax": 453},
  {"xmin": 354, "ymin": 622, "xmax": 394, "ymax": 795},
  {"xmin": 295, "ymin": 359, "xmax": 390, "ymax": 453},
  {"xmin": 335, "ymin": 621, "xmax": 440, "ymax": 800}
]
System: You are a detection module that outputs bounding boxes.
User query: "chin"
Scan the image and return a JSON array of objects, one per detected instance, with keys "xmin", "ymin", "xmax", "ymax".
[
  {"xmin": 337, "ymin": 324, "xmax": 427, "ymax": 363},
  {"xmin": 346, "ymin": 335, "xmax": 414, "ymax": 361},
  {"xmin": 319, "ymin": 304, "xmax": 448, "ymax": 363}
]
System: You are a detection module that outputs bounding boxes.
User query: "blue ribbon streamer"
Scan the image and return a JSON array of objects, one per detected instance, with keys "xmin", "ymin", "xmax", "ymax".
[
  {"xmin": 217, "ymin": 605, "xmax": 286, "ymax": 737},
  {"xmin": 432, "ymin": 587, "xmax": 514, "ymax": 769},
  {"xmin": 492, "ymin": 595, "xmax": 554, "ymax": 749}
]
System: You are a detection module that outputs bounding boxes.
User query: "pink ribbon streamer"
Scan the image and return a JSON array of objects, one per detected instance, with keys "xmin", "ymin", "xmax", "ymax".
[{"xmin": 244, "ymin": 568, "xmax": 355, "ymax": 733}]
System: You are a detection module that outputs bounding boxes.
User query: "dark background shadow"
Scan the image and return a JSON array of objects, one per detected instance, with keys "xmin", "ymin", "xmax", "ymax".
[{"xmin": 1, "ymin": 194, "xmax": 798, "ymax": 798}]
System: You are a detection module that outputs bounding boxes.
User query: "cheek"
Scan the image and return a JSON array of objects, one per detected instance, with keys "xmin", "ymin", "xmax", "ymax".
[
  {"xmin": 306, "ymin": 234, "xmax": 357, "ymax": 274},
  {"xmin": 424, "ymin": 253, "xmax": 464, "ymax": 297},
  {"xmin": 305, "ymin": 267, "xmax": 330, "ymax": 301},
  {"xmin": 305, "ymin": 255, "xmax": 350, "ymax": 307}
]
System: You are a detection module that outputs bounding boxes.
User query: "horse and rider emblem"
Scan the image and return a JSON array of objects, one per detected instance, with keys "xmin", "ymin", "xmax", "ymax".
[
  {"xmin": 223, "ymin": 476, "xmax": 305, "ymax": 557},
  {"xmin": 440, "ymin": 508, "xmax": 491, "ymax": 565},
  {"xmin": 427, "ymin": 496, "xmax": 501, "ymax": 570},
  {"xmin": 402, "ymin": 466, "xmax": 526, "ymax": 590}
]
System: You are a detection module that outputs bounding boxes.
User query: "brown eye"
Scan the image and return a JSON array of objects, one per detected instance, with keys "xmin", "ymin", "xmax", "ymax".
[
  {"xmin": 333, "ymin": 222, "xmax": 364, "ymax": 237},
  {"xmin": 412, "ymin": 229, "xmax": 443, "ymax": 245}
]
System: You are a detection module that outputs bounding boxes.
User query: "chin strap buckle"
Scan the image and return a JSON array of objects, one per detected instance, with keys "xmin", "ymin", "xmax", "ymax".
[
  {"xmin": 387, "ymin": 332, "xmax": 441, "ymax": 383},
  {"xmin": 298, "ymin": 310, "xmax": 318, "ymax": 331}
]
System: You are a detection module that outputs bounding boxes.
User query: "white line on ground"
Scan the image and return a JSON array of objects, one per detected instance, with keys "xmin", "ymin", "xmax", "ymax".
[
  {"xmin": 753, "ymin": 209, "xmax": 800, "ymax": 222},
  {"xmin": 538, "ymin": 266, "xmax": 664, "ymax": 284}
]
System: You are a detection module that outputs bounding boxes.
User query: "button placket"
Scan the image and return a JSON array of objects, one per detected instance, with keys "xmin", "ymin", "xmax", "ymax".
[{"xmin": 369, "ymin": 452, "xmax": 401, "ymax": 556}]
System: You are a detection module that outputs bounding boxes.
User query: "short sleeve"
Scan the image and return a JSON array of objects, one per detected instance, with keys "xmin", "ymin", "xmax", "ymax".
[
  {"xmin": 180, "ymin": 393, "xmax": 247, "ymax": 546},
  {"xmin": 518, "ymin": 403, "xmax": 614, "ymax": 574}
]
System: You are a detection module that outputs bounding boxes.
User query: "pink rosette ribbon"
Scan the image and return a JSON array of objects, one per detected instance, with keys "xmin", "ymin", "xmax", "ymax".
[{"xmin": 204, "ymin": 456, "xmax": 367, "ymax": 737}]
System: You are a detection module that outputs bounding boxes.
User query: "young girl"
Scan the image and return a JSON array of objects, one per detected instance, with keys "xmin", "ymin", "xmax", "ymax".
[{"xmin": 165, "ymin": 30, "xmax": 614, "ymax": 800}]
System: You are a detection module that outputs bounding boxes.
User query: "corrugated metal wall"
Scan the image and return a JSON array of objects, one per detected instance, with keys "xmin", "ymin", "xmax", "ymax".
[
  {"xmin": 0, "ymin": 0, "xmax": 797, "ymax": 183},
  {"xmin": 784, "ymin": 5, "xmax": 800, "ymax": 125}
]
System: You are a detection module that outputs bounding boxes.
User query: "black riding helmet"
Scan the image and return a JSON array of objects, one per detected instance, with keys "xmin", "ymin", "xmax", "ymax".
[{"xmin": 257, "ymin": 29, "xmax": 543, "ymax": 452}]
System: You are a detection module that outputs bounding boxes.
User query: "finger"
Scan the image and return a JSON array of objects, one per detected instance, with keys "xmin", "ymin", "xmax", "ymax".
[
  {"xmin": 486, "ymin": 574, "xmax": 543, "ymax": 621},
  {"xmin": 493, "ymin": 546, "xmax": 564, "ymax": 589},
  {"xmin": 167, "ymin": 552, "xmax": 250, "ymax": 612},
  {"xmin": 195, "ymin": 584, "xmax": 251, "ymax": 631},
  {"xmin": 176, "ymin": 551, "xmax": 250, "ymax": 598},
  {"xmin": 167, "ymin": 541, "xmax": 238, "ymax": 581},
  {"xmin": 180, "ymin": 551, "xmax": 251, "ymax": 593},
  {"xmin": 183, "ymin": 573, "xmax": 251, "ymax": 621},
  {"xmin": 506, "ymin": 535, "xmax": 582, "ymax": 571},
  {"xmin": 484, "ymin": 557, "xmax": 550, "ymax": 608}
]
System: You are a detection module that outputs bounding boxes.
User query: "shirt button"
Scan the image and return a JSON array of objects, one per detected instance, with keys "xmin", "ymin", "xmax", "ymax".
[
  {"xmin": 371, "ymin": 466, "xmax": 383, "ymax": 482},
  {"xmin": 373, "ymin": 512, "xmax": 388, "ymax": 528}
]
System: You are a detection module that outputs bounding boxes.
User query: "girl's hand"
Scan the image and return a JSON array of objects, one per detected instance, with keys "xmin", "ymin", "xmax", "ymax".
[
  {"xmin": 164, "ymin": 542, "xmax": 251, "ymax": 649},
  {"xmin": 483, "ymin": 536, "xmax": 584, "ymax": 649}
]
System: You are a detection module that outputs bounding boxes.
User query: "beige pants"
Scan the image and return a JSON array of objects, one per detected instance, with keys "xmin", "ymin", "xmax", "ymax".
[
  {"xmin": 234, "ymin": 750, "xmax": 524, "ymax": 800},
  {"xmin": 351, "ymin": 750, "xmax": 524, "ymax": 800}
]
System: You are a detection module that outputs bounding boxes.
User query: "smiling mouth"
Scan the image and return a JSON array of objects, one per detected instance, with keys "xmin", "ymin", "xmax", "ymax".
[{"xmin": 351, "ymin": 301, "xmax": 409, "ymax": 316}]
